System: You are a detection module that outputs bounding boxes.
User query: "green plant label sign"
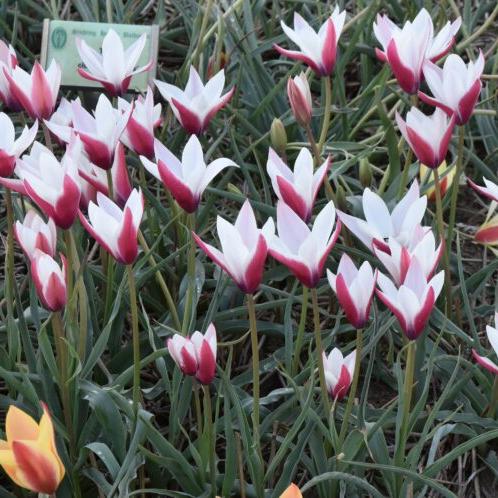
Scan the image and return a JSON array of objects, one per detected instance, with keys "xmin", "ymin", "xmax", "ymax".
[{"xmin": 41, "ymin": 19, "xmax": 159, "ymax": 92}]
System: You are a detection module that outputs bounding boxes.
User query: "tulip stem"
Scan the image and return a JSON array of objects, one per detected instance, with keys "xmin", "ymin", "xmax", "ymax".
[
  {"xmin": 51, "ymin": 312, "xmax": 74, "ymax": 449},
  {"xmin": 182, "ymin": 213, "xmax": 197, "ymax": 335},
  {"xmin": 292, "ymin": 286, "xmax": 309, "ymax": 376},
  {"xmin": 486, "ymin": 377, "xmax": 498, "ymax": 418},
  {"xmin": 4, "ymin": 188, "xmax": 17, "ymax": 361},
  {"xmin": 397, "ymin": 95, "xmax": 418, "ymax": 199},
  {"xmin": 338, "ymin": 328, "xmax": 363, "ymax": 446},
  {"xmin": 317, "ymin": 76, "xmax": 332, "ymax": 155},
  {"xmin": 138, "ymin": 231, "xmax": 181, "ymax": 331},
  {"xmin": 433, "ymin": 168, "xmax": 452, "ymax": 314},
  {"xmin": 106, "ymin": 169, "xmax": 114, "ymax": 200},
  {"xmin": 192, "ymin": 0, "xmax": 214, "ymax": 68},
  {"xmin": 305, "ymin": 125, "xmax": 321, "ymax": 166},
  {"xmin": 194, "ymin": 380, "xmax": 203, "ymax": 434},
  {"xmin": 126, "ymin": 264, "xmax": 141, "ymax": 414},
  {"xmin": 447, "ymin": 126, "xmax": 465, "ymax": 269},
  {"xmin": 310, "ymin": 288, "xmax": 330, "ymax": 417},
  {"xmin": 395, "ymin": 340, "xmax": 416, "ymax": 481},
  {"xmin": 246, "ymin": 293, "xmax": 261, "ymax": 454},
  {"xmin": 203, "ymin": 384, "xmax": 217, "ymax": 498}
]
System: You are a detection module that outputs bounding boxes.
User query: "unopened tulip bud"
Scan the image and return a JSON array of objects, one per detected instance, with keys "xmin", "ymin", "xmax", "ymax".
[
  {"xmin": 335, "ymin": 184, "xmax": 348, "ymax": 212},
  {"xmin": 287, "ymin": 73, "xmax": 312, "ymax": 127},
  {"xmin": 207, "ymin": 51, "xmax": 228, "ymax": 79},
  {"xmin": 475, "ymin": 215, "xmax": 498, "ymax": 246},
  {"xmin": 420, "ymin": 161, "xmax": 455, "ymax": 201},
  {"xmin": 270, "ymin": 118, "xmax": 287, "ymax": 157},
  {"xmin": 359, "ymin": 158, "xmax": 372, "ymax": 188}
]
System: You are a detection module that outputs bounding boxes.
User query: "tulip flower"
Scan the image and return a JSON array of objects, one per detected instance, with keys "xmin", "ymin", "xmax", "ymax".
[
  {"xmin": 376, "ymin": 257, "xmax": 444, "ymax": 340},
  {"xmin": 263, "ymin": 201, "xmax": 341, "ymax": 288},
  {"xmin": 327, "ymin": 254, "xmax": 376, "ymax": 328},
  {"xmin": 337, "ymin": 180, "xmax": 427, "ymax": 253},
  {"xmin": 46, "ymin": 96, "xmax": 80, "ymax": 144},
  {"xmin": 0, "ymin": 403, "xmax": 65, "ymax": 494},
  {"xmin": 78, "ymin": 142, "xmax": 132, "ymax": 208},
  {"xmin": 155, "ymin": 66, "xmax": 234, "ymax": 135},
  {"xmin": 167, "ymin": 323, "xmax": 217, "ymax": 384},
  {"xmin": 193, "ymin": 200, "xmax": 267, "ymax": 294},
  {"xmin": 0, "ymin": 113, "xmax": 38, "ymax": 177},
  {"xmin": 0, "ymin": 40, "xmax": 20, "ymax": 110},
  {"xmin": 14, "ymin": 210, "xmax": 56, "ymax": 259},
  {"xmin": 472, "ymin": 313, "xmax": 498, "ymax": 375},
  {"xmin": 373, "ymin": 9, "xmax": 461, "ymax": 94},
  {"xmin": 373, "ymin": 231, "xmax": 443, "ymax": 286},
  {"xmin": 419, "ymin": 52, "xmax": 484, "ymax": 125},
  {"xmin": 118, "ymin": 86, "xmax": 161, "ymax": 159},
  {"xmin": 475, "ymin": 216, "xmax": 498, "ymax": 246},
  {"xmin": 45, "ymin": 94, "xmax": 132, "ymax": 170},
  {"xmin": 468, "ymin": 177, "xmax": 498, "ymax": 203},
  {"xmin": 76, "ymin": 28, "xmax": 152, "ymax": 96},
  {"xmin": 322, "ymin": 347, "xmax": 356, "ymax": 400},
  {"xmin": 274, "ymin": 7, "xmax": 346, "ymax": 76},
  {"xmin": 79, "ymin": 189, "xmax": 144, "ymax": 265},
  {"xmin": 267, "ymin": 147, "xmax": 329, "ymax": 223},
  {"xmin": 396, "ymin": 108, "xmax": 455, "ymax": 169},
  {"xmin": 13, "ymin": 140, "xmax": 82, "ymax": 229},
  {"xmin": 287, "ymin": 72, "xmax": 312, "ymax": 126},
  {"xmin": 31, "ymin": 250, "xmax": 67, "ymax": 311},
  {"xmin": 4, "ymin": 60, "xmax": 61, "ymax": 119},
  {"xmin": 420, "ymin": 161, "xmax": 455, "ymax": 201},
  {"xmin": 141, "ymin": 135, "xmax": 237, "ymax": 213},
  {"xmin": 280, "ymin": 483, "xmax": 303, "ymax": 498}
]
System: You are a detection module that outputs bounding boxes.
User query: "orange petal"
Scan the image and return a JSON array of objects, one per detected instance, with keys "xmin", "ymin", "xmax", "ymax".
[
  {"xmin": 12, "ymin": 440, "xmax": 61, "ymax": 494},
  {"xmin": 280, "ymin": 483, "xmax": 303, "ymax": 498},
  {"xmin": 37, "ymin": 403, "xmax": 65, "ymax": 482},
  {"xmin": 6, "ymin": 406, "xmax": 39, "ymax": 443}
]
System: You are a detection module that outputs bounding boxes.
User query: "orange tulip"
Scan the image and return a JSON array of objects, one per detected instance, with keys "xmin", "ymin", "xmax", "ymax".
[
  {"xmin": 419, "ymin": 161, "xmax": 456, "ymax": 202},
  {"xmin": 280, "ymin": 483, "xmax": 303, "ymax": 498},
  {"xmin": 475, "ymin": 215, "xmax": 498, "ymax": 246},
  {"xmin": 0, "ymin": 403, "xmax": 65, "ymax": 494}
]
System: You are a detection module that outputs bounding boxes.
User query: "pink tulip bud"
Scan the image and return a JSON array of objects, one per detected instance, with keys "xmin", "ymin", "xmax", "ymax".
[
  {"xmin": 263, "ymin": 201, "xmax": 341, "ymax": 288},
  {"xmin": 376, "ymin": 257, "xmax": 444, "ymax": 340},
  {"xmin": 31, "ymin": 250, "xmax": 67, "ymax": 312},
  {"xmin": 167, "ymin": 324, "xmax": 217, "ymax": 384},
  {"xmin": 327, "ymin": 254, "xmax": 376, "ymax": 328},
  {"xmin": 274, "ymin": 8, "xmax": 346, "ymax": 77},
  {"xmin": 287, "ymin": 73, "xmax": 312, "ymax": 126},
  {"xmin": 323, "ymin": 347, "xmax": 356, "ymax": 400},
  {"xmin": 76, "ymin": 29, "xmax": 152, "ymax": 97},
  {"xmin": 337, "ymin": 180, "xmax": 428, "ymax": 253},
  {"xmin": 472, "ymin": 313, "xmax": 498, "ymax": 375},
  {"xmin": 267, "ymin": 147, "xmax": 330, "ymax": 222},
  {"xmin": 141, "ymin": 135, "xmax": 238, "ymax": 213},
  {"xmin": 419, "ymin": 52, "xmax": 484, "ymax": 125},
  {"xmin": 0, "ymin": 41, "xmax": 21, "ymax": 111},
  {"xmin": 396, "ymin": 108, "xmax": 455, "ymax": 169},
  {"xmin": 118, "ymin": 87, "xmax": 161, "ymax": 159},
  {"xmin": 5, "ymin": 61, "xmax": 61, "ymax": 120},
  {"xmin": 79, "ymin": 189, "xmax": 144, "ymax": 265},
  {"xmin": 373, "ymin": 9, "xmax": 461, "ymax": 94},
  {"xmin": 475, "ymin": 216, "xmax": 498, "ymax": 246},
  {"xmin": 0, "ymin": 113, "xmax": 38, "ymax": 177},
  {"xmin": 155, "ymin": 66, "xmax": 234, "ymax": 135},
  {"xmin": 194, "ymin": 200, "xmax": 267, "ymax": 294},
  {"xmin": 14, "ymin": 210, "xmax": 56, "ymax": 259}
]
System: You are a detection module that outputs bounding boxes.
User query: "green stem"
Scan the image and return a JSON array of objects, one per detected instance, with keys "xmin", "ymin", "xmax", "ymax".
[
  {"xmin": 433, "ymin": 168, "xmax": 452, "ymax": 314},
  {"xmin": 4, "ymin": 188, "xmax": 17, "ymax": 361},
  {"xmin": 292, "ymin": 286, "xmax": 309, "ymax": 376},
  {"xmin": 246, "ymin": 294, "xmax": 261, "ymax": 453},
  {"xmin": 447, "ymin": 125, "xmax": 465, "ymax": 263},
  {"xmin": 338, "ymin": 328, "xmax": 363, "ymax": 445},
  {"xmin": 63, "ymin": 229, "xmax": 75, "ymax": 326},
  {"xmin": 305, "ymin": 125, "xmax": 321, "ymax": 166},
  {"xmin": 182, "ymin": 213, "xmax": 196, "ymax": 335},
  {"xmin": 487, "ymin": 377, "xmax": 498, "ymax": 418},
  {"xmin": 126, "ymin": 264, "xmax": 141, "ymax": 414},
  {"xmin": 106, "ymin": 169, "xmax": 114, "ymax": 201},
  {"xmin": 397, "ymin": 95, "xmax": 418, "ymax": 199},
  {"xmin": 317, "ymin": 76, "xmax": 332, "ymax": 155},
  {"xmin": 51, "ymin": 312, "xmax": 74, "ymax": 449},
  {"xmin": 138, "ymin": 231, "xmax": 181, "ymax": 331},
  {"xmin": 395, "ymin": 341, "xmax": 416, "ymax": 477},
  {"xmin": 310, "ymin": 288, "xmax": 331, "ymax": 417},
  {"xmin": 192, "ymin": 0, "xmax": 214, "ymax": 68},
  {"xmin": 194, "ymin": 380, "xmax": 203, "ymax": 435},
  {"xmin": 203, "ymin": 384, "xmax": 216, "ymax": 498}
]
